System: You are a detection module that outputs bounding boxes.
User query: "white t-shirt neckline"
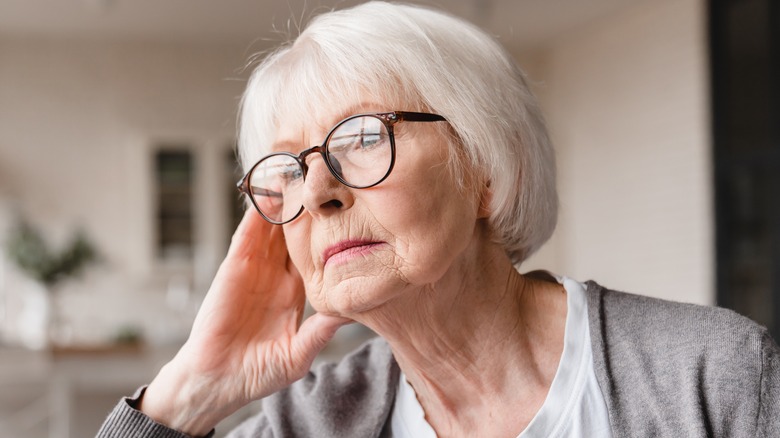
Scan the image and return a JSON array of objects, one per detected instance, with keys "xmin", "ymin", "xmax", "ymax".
[{"xmin": 390, "ymin": 275, "xmax": 612, "ymax": 438}]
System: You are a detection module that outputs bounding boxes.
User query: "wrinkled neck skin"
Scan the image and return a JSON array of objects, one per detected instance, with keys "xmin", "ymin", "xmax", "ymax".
[{"xmin": 349, "ymin": 223, "xmax": 568, "ymax": 438}]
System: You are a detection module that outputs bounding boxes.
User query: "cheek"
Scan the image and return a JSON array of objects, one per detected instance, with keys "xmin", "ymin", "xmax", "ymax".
[
  {"xmin": 283, "ymin": 222, "xmax": 317, "ymax": 285},
  {"xmin": 408, "ymin": 204, "xmax": 477, "ymax": 281},
  {"xmin": 372, "ymin": 168, "xmax": 479, "ymax": 283},
  {"xmin": 283, "ymin": 219, "xmax": 337, "ymax": 312}
]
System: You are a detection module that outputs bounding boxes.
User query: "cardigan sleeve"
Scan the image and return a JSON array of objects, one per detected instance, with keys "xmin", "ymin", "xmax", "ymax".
[
  {"xmin": 758, "ymin": 330, "xmax": 780, "ymax": 437},
  {"xmin": 97, "ymin": 338, "xmax": 397, "ymax": 438},
  {"xmin": 96, "ymin": 386, "xmax": 214, "ymax": 438}
]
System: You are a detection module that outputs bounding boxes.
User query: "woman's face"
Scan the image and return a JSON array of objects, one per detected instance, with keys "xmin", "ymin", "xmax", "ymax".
[{"xmin": 276, "ymin": 103, "xmax": 484, "ymax": 317}]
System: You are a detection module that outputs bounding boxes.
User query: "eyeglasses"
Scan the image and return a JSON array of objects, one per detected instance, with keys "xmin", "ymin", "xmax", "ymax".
[{"xmin": 237, "ymin": 111, "xmax": 447, "ymax": 224}]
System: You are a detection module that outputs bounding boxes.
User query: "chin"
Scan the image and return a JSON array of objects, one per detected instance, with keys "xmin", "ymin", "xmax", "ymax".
[{"xmin": 309, "ymin": 274, "xmax": 405, "ymax": 317}]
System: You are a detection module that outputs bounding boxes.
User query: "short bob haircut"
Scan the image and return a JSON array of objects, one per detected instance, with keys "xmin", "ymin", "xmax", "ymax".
[{"xmin": 238, "ymin": 1, "xmax": 557, "ymax": 264}]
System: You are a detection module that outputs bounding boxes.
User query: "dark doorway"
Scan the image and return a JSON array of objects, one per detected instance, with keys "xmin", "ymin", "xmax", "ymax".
[{"xmin": 710, "ymin": 0, "xmax": 780, "ymax": 338}]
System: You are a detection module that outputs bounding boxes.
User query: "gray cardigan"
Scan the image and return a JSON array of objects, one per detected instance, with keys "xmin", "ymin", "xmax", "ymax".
[{"xmin": 98, "ymin": 282, "xmax": 780, "ymax": 437}]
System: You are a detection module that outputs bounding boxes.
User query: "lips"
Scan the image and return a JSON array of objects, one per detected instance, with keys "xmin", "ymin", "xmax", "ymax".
[{"xmin": 322, "ymin": 239, "xmax": 384, "ymax": 266}]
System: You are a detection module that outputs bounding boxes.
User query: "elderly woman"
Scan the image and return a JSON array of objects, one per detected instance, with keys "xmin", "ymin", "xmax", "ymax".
[{"xmin": 99, "ymin": 2, "xmax": 779, "ymax": 437}]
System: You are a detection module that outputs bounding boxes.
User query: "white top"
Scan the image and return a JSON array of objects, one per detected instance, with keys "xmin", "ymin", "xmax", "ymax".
[{"xmin": 390, "ymin": 276, "xmax": 613, "ymax": 438}]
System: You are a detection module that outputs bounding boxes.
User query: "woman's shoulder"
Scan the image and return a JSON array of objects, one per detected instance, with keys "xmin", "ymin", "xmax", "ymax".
[
  {"xmin": 586, "ymin": 281, "xmax": 770, "ymax": 350},
  {"xmin": 585, "ymin": 281, "xmax": 780, "ymax": 437}
]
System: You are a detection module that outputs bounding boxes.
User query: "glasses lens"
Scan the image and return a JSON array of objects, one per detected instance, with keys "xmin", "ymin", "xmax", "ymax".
[
  {"xmin": 326, "ymin": 115, "xmax": 392, "ymax": 188},
  {"xmin": 248, "ymin": 154, "xmax": 304, "ymax": 223}
]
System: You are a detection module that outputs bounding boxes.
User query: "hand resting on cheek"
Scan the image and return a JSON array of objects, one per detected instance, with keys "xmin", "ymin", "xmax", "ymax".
[{"xmin": 139, "ymin": 209, "xmax": 351, "ymax": 437}]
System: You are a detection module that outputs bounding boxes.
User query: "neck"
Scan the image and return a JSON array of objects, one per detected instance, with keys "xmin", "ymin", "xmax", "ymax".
[{"xmin": 350, "ymin": 234, "xmax": 567, "ymax": 436}]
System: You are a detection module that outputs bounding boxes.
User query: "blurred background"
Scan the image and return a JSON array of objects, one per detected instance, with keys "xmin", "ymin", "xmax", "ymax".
[{"xmin": 0, "ymin": 0, "xmax": 776, "ymax": 436}]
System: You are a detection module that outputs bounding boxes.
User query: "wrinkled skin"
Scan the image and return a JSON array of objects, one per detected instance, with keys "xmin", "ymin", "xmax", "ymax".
[
  {"xmin": 141, "ymin": 210, "xmax": 350, "ymax": 435},
  {"xmin": 140, "ymin": 103, "xmax": 484, "ymax": 436}
]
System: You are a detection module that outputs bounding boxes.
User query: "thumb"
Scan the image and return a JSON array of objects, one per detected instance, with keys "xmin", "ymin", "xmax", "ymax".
[{"xmin": 291, "ymin": 313, "xmax": 353, "ymax": 366}]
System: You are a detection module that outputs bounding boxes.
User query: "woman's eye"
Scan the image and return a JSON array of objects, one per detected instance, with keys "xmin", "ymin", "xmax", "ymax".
[
  {"xmin": 280, "ymin": 166, "xmax": 303, "ymax": 182},
  {"xmin": 330, "ymin": 134, "xmax": 375, "ymax": 151},
  {"xmin": 359, "ymin": 133, "xmax": 381, "ymax": 149}
]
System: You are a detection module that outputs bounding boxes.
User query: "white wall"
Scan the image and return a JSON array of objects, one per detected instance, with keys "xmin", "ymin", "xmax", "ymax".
[
  {"xmin": 0, "ymin": 3, "xmax": 714, "ymax": 436},
  {"xmin": 522, "ymin": 0, "xmax": 713, "ymax": 305},
  {"xmin": 0, "ymin": 37, "xmax": 250, "ymax": 345},
  {"xmin": 0, "ymin": 0, "xmax": 714, "ymax": 349}
]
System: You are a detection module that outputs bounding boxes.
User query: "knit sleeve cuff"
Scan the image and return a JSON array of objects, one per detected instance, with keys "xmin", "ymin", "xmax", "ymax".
[{"xmin": 96, "ymin": 386, "xmax": 215, "ymax": 438}]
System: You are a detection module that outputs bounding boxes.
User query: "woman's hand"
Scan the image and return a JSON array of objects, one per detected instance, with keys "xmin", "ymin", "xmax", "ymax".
[{"xmin": 140, "ymin": 210, "xmax": 351, "ymax": 436}]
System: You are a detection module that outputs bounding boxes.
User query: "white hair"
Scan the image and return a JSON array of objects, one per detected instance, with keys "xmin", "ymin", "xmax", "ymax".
[{"xmin": 238, "ymin": 1, "xmax": 557, "ymax": 264}]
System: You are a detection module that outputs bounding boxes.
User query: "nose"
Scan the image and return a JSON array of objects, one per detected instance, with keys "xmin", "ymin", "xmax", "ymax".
[{"xmin": 300, "ymin": 154, "xmax": 354, "ymax": 219}]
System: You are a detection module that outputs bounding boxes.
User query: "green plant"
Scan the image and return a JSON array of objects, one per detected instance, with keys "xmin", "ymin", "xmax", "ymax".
[
  {"xmin": 114, "ymin": 325, "xmax": 143, "ymax": 345},
  {"xmin": 5, "ymin": 219, "xmax": 98, "ymax": 288}
]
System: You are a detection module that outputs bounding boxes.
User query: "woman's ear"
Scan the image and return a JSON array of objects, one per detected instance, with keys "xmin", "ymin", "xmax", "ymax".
[{"xmin": 477, "ymin": 179, "xmax": 492, "ymax": 219}]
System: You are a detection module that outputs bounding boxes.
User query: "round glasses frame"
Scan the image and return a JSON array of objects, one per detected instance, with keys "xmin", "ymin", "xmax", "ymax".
[{"xmin": 237, "ymin": 111, "xmax": 447, "ymax": 225}]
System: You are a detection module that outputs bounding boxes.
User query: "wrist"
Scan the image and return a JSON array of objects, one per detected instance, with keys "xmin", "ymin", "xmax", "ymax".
[{"xmin": 139, "ymin": 357, "xmax": 238, "ymax": 437}]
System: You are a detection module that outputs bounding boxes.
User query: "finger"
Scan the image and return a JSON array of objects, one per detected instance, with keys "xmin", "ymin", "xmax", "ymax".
[
  {"xmin": 286, "ymin": 252, "xmax": 302, "ymax": 278},
  {"xmin": 229, "ymin": 209, "xmax": 273, "ymax": 259},
  {"xmin": 233, "ymin": 207, "xmax": 259, "ymax": 239},
  {"xmin": 228, "ymin": 208, "xmax": 258, "ymax": 250},
  {"xmin": 290, "ymin": 313, "xmax": 353, "ymax": 366},
  {"xmin": 265, "ymin": 224, "xmax": 290, "ymax": 266},
  {"xmin": 232, "ymin": 209, "xmax": 289, "ymax": 267},
  {"xmin": 204, "ymin": 211, "xmax": 270, "ymax": 307}
]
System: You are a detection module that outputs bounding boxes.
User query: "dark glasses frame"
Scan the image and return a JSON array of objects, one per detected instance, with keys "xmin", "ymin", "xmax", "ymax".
[{"xmin": 237, "ymin": 111, "xmax": 446, "ymax": 224}]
